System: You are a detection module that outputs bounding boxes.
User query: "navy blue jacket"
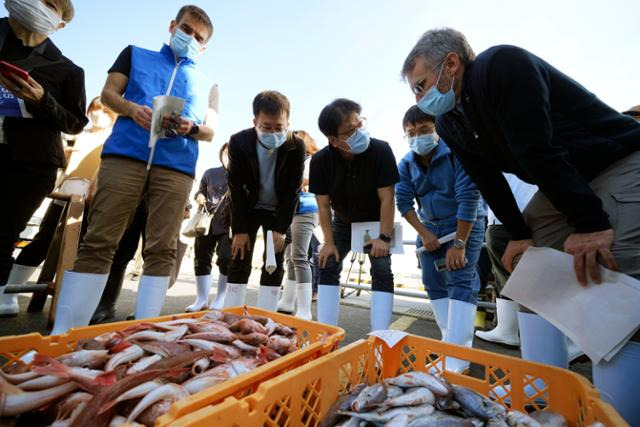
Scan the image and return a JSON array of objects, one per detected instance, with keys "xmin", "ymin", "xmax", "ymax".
[
  {"xmin": 436, "ymin": 45, "xmax": 640, "ymax": 239},
  {"xmin": 396, "ymin": 141, "xmax": 485, "ymax": 225}
]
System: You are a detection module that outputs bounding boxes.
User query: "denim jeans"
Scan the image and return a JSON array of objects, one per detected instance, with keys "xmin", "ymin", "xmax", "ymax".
[
  {"xmin": 319, "ymin": 220, "xmax": 394, "ymax": 293},
  {"xmin": 416, "ymin": 217, "xmax": 485, "ymax": 304}
]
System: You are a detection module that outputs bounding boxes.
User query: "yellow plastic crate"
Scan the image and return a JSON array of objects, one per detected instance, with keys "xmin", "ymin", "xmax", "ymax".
[
  {"xmin": 0, "ymin": 307, "xmax": 345, "ymax": 426},
  {"xmin": 170, "ymin": 335, "xmax": 627, "ymax": 427}
]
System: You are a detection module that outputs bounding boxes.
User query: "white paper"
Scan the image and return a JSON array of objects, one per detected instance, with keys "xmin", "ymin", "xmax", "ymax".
[
  {"xmin": 368, "ymin": 330, "xmax": 408, "ymax": 348},
  {"xmin": 415, "ymin": 231, "xmax": 457, "ymax": 254},
  {"xmin": 148, "ymin": 95, "xmax": 185, "ymax": 169},
  {"xmin": 502, "ymin": 247, "xmax": 640, "ymax": 364},
  {"xmin": 351, "ymin": 222, "xmax": 404, "ymax": 254},
  {"xmin": 265, "ymin": 230, "xmax": 276, "ymax": 274}
]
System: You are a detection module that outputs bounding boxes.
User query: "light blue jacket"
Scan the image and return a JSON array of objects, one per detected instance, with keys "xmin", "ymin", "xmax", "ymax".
[
  {"xmin": 101, "ymin": 44, "xmax": 210, "ymax": 176},
  {"xmin": 396, "ymin": 141, "xmax": 485, "ymax": 224}
]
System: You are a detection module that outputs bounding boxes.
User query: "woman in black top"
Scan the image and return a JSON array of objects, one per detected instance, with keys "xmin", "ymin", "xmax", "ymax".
[{"xmin": 0, "ymin": 0, "xmax": 87, "ymax": 316}]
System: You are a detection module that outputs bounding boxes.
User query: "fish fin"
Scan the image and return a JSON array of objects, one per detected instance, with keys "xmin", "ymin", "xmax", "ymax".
[
  {"xmin": 32, "ymin": 354, "xmax": 70, "ymax": 379},
  {"xmin": 209, "ymin": 348, "xmax": 231, "ymax": 364},
  {"xmin": 93, "ymin": 370, "xmax": 117, "ymax": 387}
]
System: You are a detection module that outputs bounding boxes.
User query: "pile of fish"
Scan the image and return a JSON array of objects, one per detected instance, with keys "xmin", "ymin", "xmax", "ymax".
[
  {"xmin": 320, "ymin": 371, "xmax": 574, "ymax": 427},
  {"xmin": 0, "ymin": 309, "xmax": 298, "ymax": 427}
]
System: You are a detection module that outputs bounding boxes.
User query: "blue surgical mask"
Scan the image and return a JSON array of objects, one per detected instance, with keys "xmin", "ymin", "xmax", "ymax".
[
  {"xmin": 409, "ymin": 133, "xmax": 439, "ymax": 156},
  {"xmin": 346, "ymin": 128, "xmax": 371, "ymax": 155},
  {"xmin": 417, "ymin": 62, "xmax": 456, "ymax": 116},
  {"xmin": 257, "ymin": 129, "xmax": 288, "ymax": 150},
  {"xmin": 170, "ymin": 29, "xmax": 202, "ymax": 61}
]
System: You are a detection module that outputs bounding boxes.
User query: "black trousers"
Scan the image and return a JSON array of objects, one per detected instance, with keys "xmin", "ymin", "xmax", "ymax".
[
  {"xmin": 194, "ymin": 223, "xmax": 231, "ymax": 276},
  {"xmin": 0, "ymin": 146, "xmax": 57, "ymax": 286},
  {"xmin": 227, "ymin": 209, "xmax": 288, "ymax": 286}
]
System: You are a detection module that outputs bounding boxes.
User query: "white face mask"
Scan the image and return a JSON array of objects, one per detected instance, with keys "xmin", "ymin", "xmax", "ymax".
[
  {"xmin": 89, "ymin": 111, "xmax": 112, "ymax": 129},
  {"xmin": 5, "ymin": 0, "xmax": 63, "ymax": 36}
]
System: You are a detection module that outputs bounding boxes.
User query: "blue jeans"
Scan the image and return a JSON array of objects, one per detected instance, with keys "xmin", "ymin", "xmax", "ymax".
[
  {"xmin": 319, "ymin": 220, "xmax": 394, "ymax": 293},
  {"xmin": 416, "ymin": 218, "xmax": 485, "ymax": 304}
]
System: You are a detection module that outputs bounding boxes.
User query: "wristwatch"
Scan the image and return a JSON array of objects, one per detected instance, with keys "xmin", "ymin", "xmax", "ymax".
[
  {"xmin": 187, "ymin": 122, "xmax": 200, "ymax": 137},
  {"xmin": 453, "ymin": 238, "xmax": 466, "ymax": 249},
  {"xmin": 378, "ymin": 233, "xmax": 392, "ymax": 243}
]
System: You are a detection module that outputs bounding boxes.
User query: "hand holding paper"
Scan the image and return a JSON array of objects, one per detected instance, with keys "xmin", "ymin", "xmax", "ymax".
[
  {"xmin": 502, "ymin": 247, "xmax": 640, "ymax": 364},
  {"xmin": 148, "ymin": 95, "xmax": 185, "ymax": 169},
  {"xmin": 415, "ymin": 231, "xmax": 456, "ymax": 254}
]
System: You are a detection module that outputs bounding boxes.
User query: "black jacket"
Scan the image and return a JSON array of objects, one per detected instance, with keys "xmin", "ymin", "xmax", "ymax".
[
  {"xmin": 437, "ymin": 45, "xmax": 640, "ymax": 239},
  {"xmin": 196, "ymin": 166, "xmax": 229, "ymax": 235},
  {"xmin": 227, "ymin": 128, "xmax": 305, "ymax": 234},
  {"xmin": 0, "ymin": 18, "xmax": 87, "ymax": 167}
]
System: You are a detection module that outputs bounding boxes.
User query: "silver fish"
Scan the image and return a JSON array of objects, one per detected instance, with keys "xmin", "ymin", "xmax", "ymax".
[
  {"xmin": 0, "ymin": 381, "xmax": 79, "ymax": 416},
  {"xmin": 386, "ymin": 385, "xmax": 404, "ymax": 399},
  {"xmin": 507, "ymin": 410, "xmax": 542, "ymax": 427},
  {"xmin": 99, "ymin": 380, "xmax": 162, "ymax": 414},
  {"xmin": 178, "ymin": 338, "xmax": 242, "ymax": 358},
  {"xmin": 319, "ymin": 384, "xmax": 366, "ymax": 427},
  {"xmin": 384, "ymin": 372, "xmax": 452, "ymax": 396},
  {"xmin": 191, "ymin": 357, "xmax": 210, "ymax": 375},
  {"xmin": 57, "ymin": 350, "xmax": 110, "ymax": 369},
  {"xmin": 453, "ymin": 385, "xmax": 506, "ymax": 421},
  {"xmin": 125, "ymin": 324, "xmax": 188, "ymax": 342},
  {"xmin": 340, "ymin": 403, "xmax": 435, "ymax": 424},
  {"xmin": 18, "ymin": 374, "xmax": 68, "ymax": 391},
  {"xmin": 104, "ymin": 344, "xmax": 144, "ymax": 372},
  {"xmin": 487, "ymin": 418, "xmax": 509, "ymax": 427},
  {"xmin": 408, "ymin": 411, "xmax": 475, "ymax": 427},
  {"xmin": 381, "ymin": 387, "xmax": 435, "ymax": 409},
  {"xmin": 352, "ymin": 383, "xmax": 387, "ymax": 412},
  {"xmin": 529, "ymin": 411, "xmax": 567, "ymax": 427},
  {"xmin": 126, "ymin": 383, "xmax": 189, "ymax": 423},
  {"xmin": 126, "ymin": 354, "xmax": 164, "ymax": 375},
  {"xmin": 335, "ymin": 417, "xmax": 364, "ymax": 427},
  {"xmin": 0, "ymin": 369, "xmax": 40, "ymax": 384},
  {"xmin": 385, "ymin": 413, "xmax": 413, "ymax": 427}
]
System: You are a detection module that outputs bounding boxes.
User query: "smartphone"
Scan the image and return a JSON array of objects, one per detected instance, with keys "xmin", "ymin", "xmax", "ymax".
[
  {"xmin": 434, "ymin": 257, "xmax": 469, "ymax": 272},
  {"xmin": 0, "ymin": 61, "xmax": 29, "ymax": 81}
]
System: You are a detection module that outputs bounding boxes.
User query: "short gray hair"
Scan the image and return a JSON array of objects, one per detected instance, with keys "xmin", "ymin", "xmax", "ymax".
[{"xmin": 401, "ymin": 28, "xmax": 475, "ymax": 80}]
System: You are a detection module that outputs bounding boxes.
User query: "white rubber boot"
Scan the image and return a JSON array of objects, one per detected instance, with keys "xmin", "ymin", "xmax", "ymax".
[
  {"xmin": 593, "ymin": 341, "xmax": 640, "ymax": 426},
  {"xmin": 209, "ymin": 273, "xmax": 228, "ymax": 310},
  {"xmin": 185, "ymin": 274, "xmax": 211, "ymax": 312},
  {"xmin": 51, "ymin": 271, "xmax": 108, "ymax": 335},
  {"xmin": 135, "ymin": 275, "xmax": 169, "ymax": 319},
  {"xmin": 295, "ymin": 282, "xmax": 313, "ymax": 320},
  {"xmin": 277, "ymin": 279, "xmax": 296, "ymax": 313},
  {"xmin": 317, "ymin": 285, "xmax": 340, "ymax": 326},
  {"xmin": 430, "ymin": 298, "xmax": 449, "ymax": 340},
  {"xmin": 0, "ymin": 264, "xmax": 37, "ymax": 316},
  {"xmin": 370, "ymin": 291, "xmax": 394, "ymax": 332},
  {"xmin": 256, "ymin": 286, "xmax": 279, "ymax": 312},
  {"xmin": 223, "ymin": 283, "xmax": 246, "ymax": 308},
  {"xmin": 518, "ymin": 312, "xmax": 568, "ymax": 368},
  {"xmin": 444, "ymin": 299, "xmax": 477, "ymax": 374},
  {"xmin": 475, "ymin": 298, "xmax": 520, "ymax": 346}
]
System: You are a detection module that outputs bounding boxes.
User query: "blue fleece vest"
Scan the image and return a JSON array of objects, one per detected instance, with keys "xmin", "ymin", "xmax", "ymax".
[{"xmin": 101, "ymin": 44, "xmax": 209, "ymax": 176}]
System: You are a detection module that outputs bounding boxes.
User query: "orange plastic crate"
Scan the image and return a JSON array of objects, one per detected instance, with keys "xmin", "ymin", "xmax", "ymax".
[
  {"xmin": 0, "ymin": 307, "xmax": 345, "ymax": 427},
  {"xmin": 170, "ymin": 335, "xmax": 626, "ymax": 427}
]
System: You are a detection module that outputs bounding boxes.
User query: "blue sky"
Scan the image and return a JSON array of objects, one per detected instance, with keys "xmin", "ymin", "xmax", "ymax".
[{"xmin": 3, "ymin": 0, "xmax": 639, "ymax": 178}]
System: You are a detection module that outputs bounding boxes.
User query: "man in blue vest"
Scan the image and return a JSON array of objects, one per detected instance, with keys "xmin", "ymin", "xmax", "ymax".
[{"xmin": 51, "ymin": 5, "xmax": 216, "ymax": 334}]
